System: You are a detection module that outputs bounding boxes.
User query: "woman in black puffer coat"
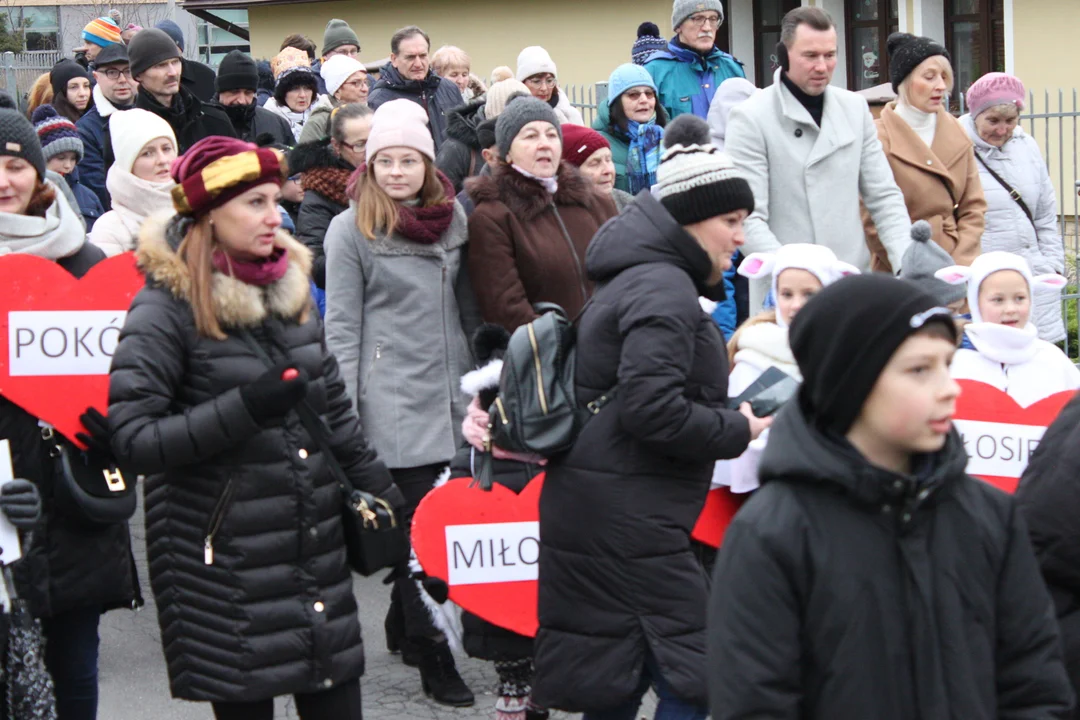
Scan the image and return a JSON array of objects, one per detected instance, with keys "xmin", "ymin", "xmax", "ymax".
[
  {"xmin": 532, "ymin": 144, "xmax": 768, "ymax": 718},
  {"xmin": 108, "ymin": 137, "xmax": 403, "ymax": 720}
]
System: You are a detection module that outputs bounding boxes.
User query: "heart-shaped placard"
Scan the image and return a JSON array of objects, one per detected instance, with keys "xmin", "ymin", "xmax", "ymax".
[
  {"xmin": 412, "ymin": 474, "xmax": 544, "ymax": 638},
  {"xmin": 953, "ymin": 380, "xmax": 1075, "ymax": 493},
  {"xmin": 0, "ymin": 252, "xmax": 143, "ymax": 445},
  {"xmin": 691, "ymin": 487, "xmax": 746, "ymax": 548}
]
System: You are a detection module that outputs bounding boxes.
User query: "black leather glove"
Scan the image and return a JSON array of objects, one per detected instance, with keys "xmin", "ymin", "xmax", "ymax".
[
  {"xmin": 76, "ymin": 407, "xmax": 113, "ymax": 459},
  {"xmin": 0, "ymin": 480, "xmax": 41, "ymax": 530},
  {"xmin": 239, "ymin": 364, "xmax": 309, "ymax": 421}
]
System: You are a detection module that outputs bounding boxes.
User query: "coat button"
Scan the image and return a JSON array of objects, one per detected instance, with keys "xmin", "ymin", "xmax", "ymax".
[
  {"xmin": 298, "ymin": 448, "xmax": 308, "ymax": 459},
  {"xmin": 314, "ymin": 601, "xmax": 325, "ymax": 612},
  {"xmin": 926, "ymin": 159, "xmax": 933, "ymax": 165},
  {"xmin": 323, "ymin": 678, "xmax": 333, "ymax": 688},
  {"xmin": 893, "ymin": 480, "xmax": 903, "ymax": 490},
  {"xmin": 309, "ymin": 527, "xmax": 318, "ymax": 538},
  {"xmin": 794, "ymin": 128, "xmax": 803, "ymax": 138}
]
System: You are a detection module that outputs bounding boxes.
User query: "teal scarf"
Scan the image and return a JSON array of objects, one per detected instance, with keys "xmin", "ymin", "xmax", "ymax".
[{"xmin": 625, "ymin": 118, "xmax": 664, "ymax": 194}]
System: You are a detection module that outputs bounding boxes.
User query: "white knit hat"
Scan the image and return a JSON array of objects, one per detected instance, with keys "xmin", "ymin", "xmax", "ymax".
[
  {"xmin": 738, "ymin": 244, "xmax": 861, "ymax": 327},
  {"xmin": 516, "ymin": 46, "xmax": 557, "ymax": 82},
  {"xmin": 935, "ymin": 251, "xmax": 1068, "ymax": 325},
  {"xmin": 485, "ymin": 78, "xmax": 531, "ymax": 118},
  {"xmin": 108, "ymin": 108, "xmax": 176, "ymax": 173},
  {"xmin": 321, "ymin": 54, "xmax": 366, "ymax": 97},
  {"xmin": 365, "ymin": 99, "xmax": 435, "ymax": 162}
]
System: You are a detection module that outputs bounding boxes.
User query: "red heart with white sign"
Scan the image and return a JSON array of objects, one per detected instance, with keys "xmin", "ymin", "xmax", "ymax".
[
  {"xmin": 691, "ymin": 487, "xmax": 746, "ymax": 548},
  {"xmin": 0, "ymin": 252, "xmax": 143, "ymax": 446},
  {"xmin": 953, "ymin": 380, "xmax": 1075, "ymax": 493},
  {"xmin": 412, "ymin": 474, "xmax": 544, "ymax": 638}
]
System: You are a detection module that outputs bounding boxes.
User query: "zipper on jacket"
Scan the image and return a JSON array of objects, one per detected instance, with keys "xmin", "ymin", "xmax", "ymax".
[
  {"xmin": 549, "ymin": 202, "xmax": 588, "ymax": 304},
  {"xmin": 527, "ymin": 322, "xmax": 549, "ymax": 414},
  {"xmin": 494, "ymin": 397, "xmax": 510, "ymax": 426},
  {"xmin": 362, "ymin": 342, "xmax": 382, "ymax": 396},
  {"xmin": 204, "ymin": 479, "xmax": 236, "ymax": 566}
]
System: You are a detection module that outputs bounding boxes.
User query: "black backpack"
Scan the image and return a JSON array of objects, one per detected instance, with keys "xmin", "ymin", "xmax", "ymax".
[{"xmin": 478, "ymin": 303, "xmax": 614, "ymax": 487}]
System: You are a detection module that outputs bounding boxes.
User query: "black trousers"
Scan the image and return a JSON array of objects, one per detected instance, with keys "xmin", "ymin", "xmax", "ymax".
[
  {"xmin": 389, "ymin": 463, "xmax": 446, "ymax": 639},
  {"xmin": 211, "ymin": 678, "xmax": 362, "ymax": 720}
]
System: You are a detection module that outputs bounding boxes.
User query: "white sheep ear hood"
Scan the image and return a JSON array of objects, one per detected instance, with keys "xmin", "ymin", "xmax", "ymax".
[
  {"xmin": 935, "ymin": 251, "xmax": 1067, "ymax": 324},
  {"xmin": 738, "ymin": 244, "xmax": 861, "ymax": 327}
]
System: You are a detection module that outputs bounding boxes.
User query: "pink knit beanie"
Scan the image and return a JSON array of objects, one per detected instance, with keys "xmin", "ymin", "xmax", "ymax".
[
  {"xmin": 966, "ymin": 72, "xmax": 1025, "ymax": 119},
  {"xmin": 365, "ymin": 99, "xmax": 435, "ymax": 163}
]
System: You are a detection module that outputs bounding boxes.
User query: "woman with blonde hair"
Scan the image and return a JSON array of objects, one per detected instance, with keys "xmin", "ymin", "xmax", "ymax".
[
  {"xmin": 26, "ymin": 71, "xmax": 53, "ymax": 117},
  {"xmin": 324, "ymin": 99, "xmax": 479, "ymax": 708},
  {"xmin": 108, "ymin": 135, "xmax": 404, "ymax": 720}
]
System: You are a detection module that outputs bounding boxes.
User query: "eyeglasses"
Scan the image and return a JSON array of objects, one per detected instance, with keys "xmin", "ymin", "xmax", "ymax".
[
  {"xmin": 99, "ymin": 67, "xmax": 132, "ymax": 80},
  {"xmin": 686, "ymin": 13, "xmax": 721, "ymax": 28},
  {"xmin": 623, "ymin": 88, "xmax": 656, "ymax": 101},
  {"xmin": 340, "ymin": 139, "xmax": 367, "ymax": 154},
  {"xmin": 342, "ymin": 80, "xmax": 368, "ymax": 90},
  {"xmin": 525, "ymin": 75, "xmax": 556, "ymax": 89}
]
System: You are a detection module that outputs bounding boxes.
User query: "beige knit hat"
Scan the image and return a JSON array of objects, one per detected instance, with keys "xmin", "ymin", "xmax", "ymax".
[
  {"xmin": 271, "ymin": 47, "xmax": 310, "ymax": 80},
  {"xmin": 485, "ymin": 79, "xmax": 530, "ymax": 119}
]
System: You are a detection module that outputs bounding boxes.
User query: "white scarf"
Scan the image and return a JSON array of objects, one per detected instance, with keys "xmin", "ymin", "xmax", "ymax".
[
  {"xmin": 965, "ymin": 322, "xmax": 1040, "ymax": 365},
  {"xmin": 512, "ymin": 163, "xmax": 558, "ymax": 194},
  {"xmin": 0, "ymin": 184, "xmax": 85, "ymax": 260},
  {"xmin": 105, "ymin": 165, "xmax": 176, "ymax": 245},
  {"xmin": 280, "ymin": 106, "xmax": 312, "ymax": 142},
  {"xmin": 733, "ymin": 322, "xmax": 801, "ymax": 379}
]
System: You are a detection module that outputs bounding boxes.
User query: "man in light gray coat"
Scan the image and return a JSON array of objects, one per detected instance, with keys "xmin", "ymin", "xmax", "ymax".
[{"xmin": 726, "ymin": 7, "xmax": 911, "ymax": 308}]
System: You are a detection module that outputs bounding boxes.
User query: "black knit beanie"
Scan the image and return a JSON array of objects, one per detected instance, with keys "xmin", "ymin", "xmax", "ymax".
[
  {"xmin": 887, "ymin": 32, "xmax": 950, "ymax": 93},
  {"xmin": 0, "ymin": 109, "xmax": 46, "ymax": 179},
  {"xmin": 789, "ymin": 274, "xmax": 957, "ymax": 434},
  {"xmin": 127, "ymin": 28, "xmax": 180, "ymax": 80},
  {"xmin": 50, "ymin": 59, "xmax": 90, "ymax": 98},
  {"xmin": 476, "ymin": 117, "xmax": 497, "ymax": 151},
  {"xmin": 216, "ymin": 50, "xmax": 259, "ymax": 93}
]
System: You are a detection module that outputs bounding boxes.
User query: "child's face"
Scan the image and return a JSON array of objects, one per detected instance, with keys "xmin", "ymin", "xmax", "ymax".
[
  {"xmin": 848, "ymin": 332, "xmax": 959, "ymax": 472},
  {"xmin": 46, "ymin": 151, "xmax": 78, "ymax": 176},
  {"xmin": 776, "ymin": 269, "xmax": 822, "ymax": 326},
  {"xmin": 977, "ymin": 270, "xmax": 1031, "ymax": 328}
]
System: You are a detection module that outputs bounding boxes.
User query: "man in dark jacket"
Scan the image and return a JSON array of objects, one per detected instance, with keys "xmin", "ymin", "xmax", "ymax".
[
  {"xmin": 708, "ymin": 274, "xmax": 1074, "ymax": 719},
  {"xmin": 77, "ymin": 42, "xmax": 135, "ymax": 208},
  {"xmin": 128, "ymin": 29, "xmax": 235, "ymax": 153},
  {"xmin": 155, "ymin": 19, "xmax": 217, "ymax": 103},
  {"xmin": 368, "ymin": 25, "xmax": 463, "ymax": 153},
  {"xmin": 212, "ymin": 50, "xmax": 293, "ymax": 147}
]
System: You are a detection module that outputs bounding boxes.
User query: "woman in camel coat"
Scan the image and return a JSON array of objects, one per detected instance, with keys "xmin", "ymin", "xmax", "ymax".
[{"xmin": 864, "ymin": 34, "xmax": 985, "ymax": 273}]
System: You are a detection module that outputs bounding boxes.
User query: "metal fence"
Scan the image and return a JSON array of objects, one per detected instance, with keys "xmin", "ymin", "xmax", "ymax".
[
  {"xmin": 0, "ymin": 50, "xmax": 62, "ymax": 113},
  {"xmin": 566, "ymin": 82, "xmax": 608, "ymax": 128}
]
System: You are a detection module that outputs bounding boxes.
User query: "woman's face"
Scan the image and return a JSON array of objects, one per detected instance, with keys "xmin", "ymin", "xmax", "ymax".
[
  {"xmin": 507, "ymin": 121, "xmax": 561, "ymax": 179},
  {"xmin": 578, "ymin": 148, "xmax": 615, "ymax": 193},
  {"xmin": 46, "ymin": 151, "xmax": 78, "ymax": 176},
  {"xmin": 333, "ymin": 115, "xmax": 373, "ymax": 168},
  {"xmin": 67, "ymin": 77, "xmax": 91, "ymax": 111},
  {"xmin": 524, "ymin": 73, "xmax": 556, "ymax": 102},
  {"xmin": 0, "ymin": 155, "xmax": 37, "ymax": 215},
  {"xmin": 974, "ymin": 104, "xmax": 1020, "ymax": 148},
  {"xmin": 775, "ymin": 268, "xmax": 822, "ymax": 326},
  {"xmin": 441, "ymin": 65, "xmax": 470, "ymax": 94},
  {"xmin": 285, "ymin": 86, "xmax": 313, "ymax": 113},
  {"xmin": 334, "ymin": 71, "xmax": 369, "ymax": 105},
  {"xmin": 619, "ymin": 86, "xmax": 657, "ymax": 124},
  {"xmin": 130, "ymin": 137, "xmax": 176, "ymax": 183},
  {"xmin": 372, "ymin": 147, "xmax": 427, "ymax": 201},
  {"xmin": 903, "ymin": 57, "xmax": 950, "ymax": 114},
  {"xmin": 978, "ymin": 270, "xmax": 1031, "ymax": 328},
  {"xmin": 209, "ymin": 183, "xmax": 282, "ymax": 261},
  {"xmin": 685, "ymin": 209, "xmax": 748, "ymax": 286}
]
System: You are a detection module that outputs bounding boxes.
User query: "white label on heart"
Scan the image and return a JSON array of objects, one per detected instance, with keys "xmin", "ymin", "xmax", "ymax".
[
  {"xmin": 8, "ymin": 311, "xmax": 127, "ymax": 376},
  {"xmin": 954, "ymin": 419, "xmax": 1047, "ymax": 479},
  {"xmin": 445, "ymin": 521, "xmax": 540, "ymax": 586}
]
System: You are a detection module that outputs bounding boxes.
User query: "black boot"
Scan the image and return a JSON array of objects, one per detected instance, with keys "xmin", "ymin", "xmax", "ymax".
[
  {"xmin": 525, "ymin": 708, "xmax": 550, "ymax": 720},
  {"xmin": 417, "ymin": 639, "xmax": 475, "ymax": 707},
  {"xmin": 383, "ymin": 604, "xmax": 421, "ymax": 667}
]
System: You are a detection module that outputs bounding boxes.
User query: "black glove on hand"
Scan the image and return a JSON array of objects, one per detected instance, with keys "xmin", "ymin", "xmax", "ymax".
[
  {"xmin": 76, "ymin": 406, "xmax": 114, "ymax": 459},
  {"xmin": 0, "ymin": 480, "xmax": 41, "ymax": 530},
  {"xmin": 239, "ymin": 364, "xmax": 309, "ymax": 421}
]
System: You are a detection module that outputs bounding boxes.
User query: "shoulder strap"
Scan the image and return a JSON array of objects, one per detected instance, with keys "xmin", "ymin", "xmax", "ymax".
[
  {"xmin": 974, "ymin": 151, "xmax": 1037, "ymax": 228},
  {"xmin": 934, "ymin": 173, "xmax": 960, "ymax": 221}
]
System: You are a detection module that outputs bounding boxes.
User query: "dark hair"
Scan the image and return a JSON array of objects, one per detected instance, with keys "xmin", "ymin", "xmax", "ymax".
[
  {"xmin": 331, "ymin": 102, "xmax": 373, "ymax": 143},
  {"xmin": 914, "ymin": 319, "xmax": 961, "ymax": 347},
  {"xmin": 780, "ymin": 7, "xmax": 834, "ymax": 48},
  {"xmin": 280, "ymin": 34, "xmax": 316, "ymax": 62},
  {"xmin": 608, "ymin": 93, "xmax": 667, "ymax": 135},
  {"xmin": 51, "ymin": 91, "xmax": 83, "ymax": 123},
  {"xmin": 391, "ymin": 25, "xmax": 430, "ymax": 55}
]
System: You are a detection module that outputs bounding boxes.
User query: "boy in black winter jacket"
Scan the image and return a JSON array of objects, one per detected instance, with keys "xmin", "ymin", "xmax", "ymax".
[{"xmin": 708, "ymin": 274, "xmax": 1074, "ymax": 720}]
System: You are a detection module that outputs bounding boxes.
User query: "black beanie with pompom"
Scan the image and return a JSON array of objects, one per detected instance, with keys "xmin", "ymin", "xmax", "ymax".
[{"xmin": 632, "ymin": 21, "xmax": 667, "ymax": 65}]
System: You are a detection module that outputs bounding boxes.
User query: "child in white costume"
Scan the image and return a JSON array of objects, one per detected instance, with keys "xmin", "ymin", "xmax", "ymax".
[
  {"xmin": 936, "ymin": 251, "xmax": 1080, "ymax": 406},
  {"xmin": 714, "ymin": 244, "xmax": 860, "ymax": 492}
]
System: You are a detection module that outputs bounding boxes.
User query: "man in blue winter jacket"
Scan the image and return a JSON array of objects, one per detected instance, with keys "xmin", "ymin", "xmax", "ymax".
[
  {"xmin": 646, "ymin": 0, "xmax": 746, "ymax": 120},
  {"xmin": 76, "ymin": 42, "xmax": 134, "ymax": 209}
]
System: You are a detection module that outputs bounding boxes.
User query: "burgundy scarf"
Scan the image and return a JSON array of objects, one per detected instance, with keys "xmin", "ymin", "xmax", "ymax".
[
  {"xmin": 348, "ymin": 165, "xmax": 457, "ymax": 244},
  {"xmin": 212, "ymin": 247, "xmax": 289, "ymax": 286}
]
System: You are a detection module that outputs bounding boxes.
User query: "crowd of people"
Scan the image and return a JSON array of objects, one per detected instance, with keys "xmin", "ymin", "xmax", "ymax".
[{"xmin": 0, "ymin": 2, "xmax": 1078, "ymax": 719}]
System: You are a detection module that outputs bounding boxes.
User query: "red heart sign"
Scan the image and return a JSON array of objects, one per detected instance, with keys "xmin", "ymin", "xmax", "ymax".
[
  {"xmin": 412, "ymin": 474, "xmax": 544, "ymax": 638},
  {"xmin": 691, "ymin": 487, "xmax": 746, "ymax": 548},
  {"xmin": 0, "ymin": 252, "xmax": 143, "ymax": 445},
  {"xmin": 953, "ymin": 380, "xmax": 1075, "ymax": 493}
]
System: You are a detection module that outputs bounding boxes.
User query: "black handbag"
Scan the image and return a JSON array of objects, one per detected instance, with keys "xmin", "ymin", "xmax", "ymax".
[
  {"xmin": 2, "ymin": 567, "xmax": 58, "ymax": 720},
  {"xmin": 239, "ymin": 332, "xmax": 408, "ymax": 576},
  {"xmin": 43, "ymin": 427, "xmax": 136, "ymax": 527}
]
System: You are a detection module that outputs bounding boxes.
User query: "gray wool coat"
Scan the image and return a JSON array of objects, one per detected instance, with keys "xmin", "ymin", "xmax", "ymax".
[{"xmin": 324, "ymin": 203, "xmax": 480, "ymax": 469}]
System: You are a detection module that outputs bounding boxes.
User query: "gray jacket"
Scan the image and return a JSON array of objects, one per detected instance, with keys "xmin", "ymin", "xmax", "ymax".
[{"xmin": 324, "ymin": 203, "xmax": 480, "ymax": 468}]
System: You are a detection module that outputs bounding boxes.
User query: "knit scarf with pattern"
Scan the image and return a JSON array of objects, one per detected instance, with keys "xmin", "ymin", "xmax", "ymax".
[{"xmin": 302, "ymin": 165, "xmax": 352, "ymax": 207}]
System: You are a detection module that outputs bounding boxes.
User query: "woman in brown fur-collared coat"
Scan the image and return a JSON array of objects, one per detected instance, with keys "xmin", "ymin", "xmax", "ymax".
[
  {"xmin": 107, "ymin": 138, "xmax": 402, "ymax": 720},
  {"xmin": 466, "ymin": 96, "xmax": 617, "ymax": 331},
  {"xmin": 864, "ymin": 34, "xmax": 986, "ymax": 273}
]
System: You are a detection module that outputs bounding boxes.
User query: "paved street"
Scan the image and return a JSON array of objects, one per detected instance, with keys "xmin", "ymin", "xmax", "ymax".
[{"xmin": 97, "ymin": 494, "xmax": 655, "ymax": 718}]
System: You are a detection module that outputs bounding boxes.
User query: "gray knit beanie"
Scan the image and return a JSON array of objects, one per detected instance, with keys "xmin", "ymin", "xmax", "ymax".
[
  {"xmin": 0, "ymin": 108, "xmax": 46, "ymax": 179},
  {"xmin": 323, "ymin": 19, "xmax": 360, "ymax": 55},
  {"xmin": 495, "ymin": 96, "xmax": 562, "ymax": 161},
  {"xmin": 128, "ymin": 28, "xmax": 180, "ymax": 80},
  {"xmin": 899, "ymin": 220, "xmax": 967, "ymax": 305},
  {"xmin": 672, "ymin": 0, "xmax": 724, "ymax": 31}
]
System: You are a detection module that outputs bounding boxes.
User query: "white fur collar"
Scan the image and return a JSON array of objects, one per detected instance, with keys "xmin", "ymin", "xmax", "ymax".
[
  {"xmin": 460, "ymin": 359, "xmax": 502, "ymax": 397},
  {"xmin": 733, "ymin": 322, "xmax": 799, "ymax": 378}
]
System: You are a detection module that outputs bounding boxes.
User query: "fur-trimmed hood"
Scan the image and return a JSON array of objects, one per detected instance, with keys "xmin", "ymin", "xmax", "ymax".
[
  {"xmin": 465, "ymin": 162, "xmax": 597, "ymax": 222},
  {"xmin": 444, "ymin": 99, "xmax": 487, "ymax": 149},
  {"xmin": 288, "ymin": 138, "xmax": 353, "ymax": 175},
  {"xmin": 136, "ymin": 211, "xmax": 314, "ymax": 329}
]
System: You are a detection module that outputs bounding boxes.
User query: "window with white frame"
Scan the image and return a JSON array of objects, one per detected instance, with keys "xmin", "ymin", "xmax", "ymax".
[
  {"xmin": 196, "ymin": 9, "xmax": 248, "ymax": 67},
  {"xmin": 3, "ymin": 6, "xmax": 59, "ymax": 51}
]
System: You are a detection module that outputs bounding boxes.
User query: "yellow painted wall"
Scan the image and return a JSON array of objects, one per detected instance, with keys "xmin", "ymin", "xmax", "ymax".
[{"xmin": 249, "ymin": 0, "xmax": 672, "ymax": 90}]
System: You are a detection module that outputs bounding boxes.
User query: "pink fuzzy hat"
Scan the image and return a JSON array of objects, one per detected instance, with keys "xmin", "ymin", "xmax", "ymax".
[
  {"xmin": 966, "ymin": 72, "xmax": 1025, "ymax": 119},
  {"xmin": 365, "ymin": 99, "xmax": 435, "ymax": 163}
]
